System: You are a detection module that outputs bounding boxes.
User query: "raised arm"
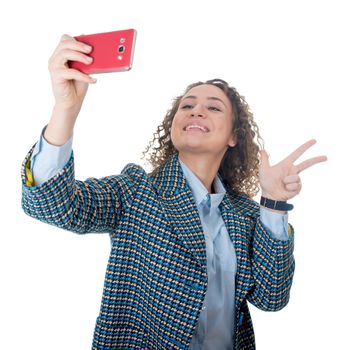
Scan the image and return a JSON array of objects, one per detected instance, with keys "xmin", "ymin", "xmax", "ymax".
[{"xmin": 21, "ymin": 35, "xmax": 128, "ymax": 234}]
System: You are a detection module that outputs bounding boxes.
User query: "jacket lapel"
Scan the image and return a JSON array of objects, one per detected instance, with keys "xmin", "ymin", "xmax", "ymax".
[
  {"xmin": 219, "ymin": 195, "xmax": 255, "ymax": 303},
  {"xmin": 149, "ymin": 153, "xmax": 207, "ymax": 269}
]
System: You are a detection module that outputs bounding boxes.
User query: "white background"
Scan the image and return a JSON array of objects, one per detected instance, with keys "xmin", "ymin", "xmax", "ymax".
[{"xmin": 1, "ymin": 0, "xmax": 340, "ymax": 349}]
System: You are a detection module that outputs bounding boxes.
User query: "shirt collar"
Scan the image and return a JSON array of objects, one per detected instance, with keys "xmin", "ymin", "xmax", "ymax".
[{"xmin": 178, "ymin": 155, "xmax": 226, "ymax": 209}]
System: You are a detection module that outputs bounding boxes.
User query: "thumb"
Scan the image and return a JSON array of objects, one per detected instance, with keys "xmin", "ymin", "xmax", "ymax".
[{"xmin": 260, "ymin": 149, "xmax": 270, "ymax": 169}]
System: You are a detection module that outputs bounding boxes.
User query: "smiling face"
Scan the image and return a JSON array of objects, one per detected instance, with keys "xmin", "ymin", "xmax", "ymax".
[{"xmin": 170, "ymin": 84, "xmax": 236, "ymax": 159}]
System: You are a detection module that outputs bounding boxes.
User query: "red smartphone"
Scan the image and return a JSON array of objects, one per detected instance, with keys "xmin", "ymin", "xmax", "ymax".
[{"xmin": 69, "ymin": 29, "xmax": 137, "ymax": 74}]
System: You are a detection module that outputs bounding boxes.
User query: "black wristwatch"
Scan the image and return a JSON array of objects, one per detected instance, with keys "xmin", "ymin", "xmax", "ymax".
[{"xmin": 260, "ymin": 196, "xmax": 294, "ymax": 211}]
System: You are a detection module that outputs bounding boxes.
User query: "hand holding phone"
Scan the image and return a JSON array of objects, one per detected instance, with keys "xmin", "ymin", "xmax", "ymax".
[
  {"xmin": 45, "ymin": 29, "xmax": 137, "ymax": 146},
  {"xmin": 69, "ymin": 29, "xmax": 137, "ymax": 74}
]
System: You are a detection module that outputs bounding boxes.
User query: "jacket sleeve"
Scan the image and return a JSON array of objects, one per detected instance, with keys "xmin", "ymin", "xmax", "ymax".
[
  {"xmin": 21, "ymin": 145, "xmax": 130, "ymax": 234},
  {"xmin": 247, "ymin": 217, "xmax": 295, "ymax": 311},
  {"xmin": 30, "ymin": 127, "xmax": 73, "ymax": 186}
]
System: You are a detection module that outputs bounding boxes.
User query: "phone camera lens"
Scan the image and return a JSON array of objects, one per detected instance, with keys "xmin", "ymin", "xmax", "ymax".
[{"xmin": 118, "ymin": 45, "xmax": 125, "ymax": 53}]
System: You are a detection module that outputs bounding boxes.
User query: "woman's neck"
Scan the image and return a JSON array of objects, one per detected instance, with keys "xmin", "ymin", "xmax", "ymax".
[{"xmin": 179, "ymin": 152, "xmax": 222, "ymax": 193}]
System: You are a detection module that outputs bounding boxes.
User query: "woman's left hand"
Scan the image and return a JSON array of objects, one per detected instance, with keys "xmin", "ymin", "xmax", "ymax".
[{"xmin": 259, "ymin": 139, "xmax": 327, "ymax": 201}]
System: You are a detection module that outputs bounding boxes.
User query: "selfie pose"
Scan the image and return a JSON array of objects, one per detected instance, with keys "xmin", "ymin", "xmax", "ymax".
[{"xmin": 21, "ymin": 34, "xmax": 327, "ymax": 349}]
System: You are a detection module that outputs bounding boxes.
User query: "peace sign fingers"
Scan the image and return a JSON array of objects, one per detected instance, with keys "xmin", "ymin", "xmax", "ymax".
[
  {"xmin": 283, "ymin": 139, "xmax": 327, "ymax": 174},
  {"xmin": 284, "ymin": 139, "xmax": 317, "ymax": 164},
  {"xmin": 260, "ymin": 139, "xmax": 327, "ymax": 202}
]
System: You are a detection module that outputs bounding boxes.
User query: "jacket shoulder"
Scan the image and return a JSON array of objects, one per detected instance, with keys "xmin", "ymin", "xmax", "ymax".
[
  {"xmin": 120, "ymin": 162, "xmax": 148, "ymax": 180},
  {"xmin": 118, "ymin": 162, "xmax": 151, "ymax": 191}
]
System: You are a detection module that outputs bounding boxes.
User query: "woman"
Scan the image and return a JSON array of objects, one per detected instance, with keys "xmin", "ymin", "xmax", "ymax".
[{"xmin": 21, "ymin": 35, "xmax": 326, "ymax": 349}]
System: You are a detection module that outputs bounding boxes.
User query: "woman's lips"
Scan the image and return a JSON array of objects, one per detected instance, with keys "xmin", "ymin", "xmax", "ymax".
[{"xmin": 184, "ymin": 124, "xmax": 209, "ymax": 132}]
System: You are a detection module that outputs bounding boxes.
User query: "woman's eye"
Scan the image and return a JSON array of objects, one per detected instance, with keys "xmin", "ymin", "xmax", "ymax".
[
  {"xmin": 181, "ymin": 104, "xmax": 193, "ymax": 109},
  {"xmin": 208, "ymin": 106, "xmax": 221, "ymax": 112},
  {"xmin": 180, "ymin": 104, "xmax": 222, "ymax": 111}
]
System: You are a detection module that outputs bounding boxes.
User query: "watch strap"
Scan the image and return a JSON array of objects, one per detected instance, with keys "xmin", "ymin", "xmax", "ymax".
[{"xmin": 260, "ymin": 196, "xmax": 294, "ymax": 211}]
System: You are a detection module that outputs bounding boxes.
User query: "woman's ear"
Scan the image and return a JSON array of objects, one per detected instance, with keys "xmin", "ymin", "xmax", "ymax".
[{"xmin": 227, "ymin": 134, "xmax": 237, "ymax": 147}]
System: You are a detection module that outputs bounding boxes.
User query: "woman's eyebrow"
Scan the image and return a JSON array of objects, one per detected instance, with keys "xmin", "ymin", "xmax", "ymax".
[{"xmin": 182, "ymin": 95, "xmax": 227, "ymax": 108}]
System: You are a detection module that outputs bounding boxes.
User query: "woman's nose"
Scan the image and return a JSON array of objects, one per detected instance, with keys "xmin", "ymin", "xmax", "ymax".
[{"xmin": 190, "ymin": 104, "xmax": 205, "ymax": 117}]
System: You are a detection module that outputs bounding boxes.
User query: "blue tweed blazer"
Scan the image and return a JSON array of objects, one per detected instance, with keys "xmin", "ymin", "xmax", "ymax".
[{"xmin": 21, "ymin": 147, "xmax": 295, "ymax": 350}]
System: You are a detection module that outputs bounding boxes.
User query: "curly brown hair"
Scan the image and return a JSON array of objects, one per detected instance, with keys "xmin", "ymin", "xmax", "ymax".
[{"xmin": 141, "ymin": 79, "xmax": 264, "ymax": 198}]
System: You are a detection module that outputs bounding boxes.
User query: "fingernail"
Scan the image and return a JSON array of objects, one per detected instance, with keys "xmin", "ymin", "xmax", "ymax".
[
  {"xmin": 84, "ymin": 45, "xmax": 92, "ymax": 52},
  {"xmin": 86, "ymin": 56, "xmax": 93, "ymax": 62}
]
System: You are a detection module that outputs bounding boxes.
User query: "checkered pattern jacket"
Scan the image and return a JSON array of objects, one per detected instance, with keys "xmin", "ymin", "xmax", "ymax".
[{"xmin": 21, "ymin": 147, "xmax": 295, "ymax": 350}]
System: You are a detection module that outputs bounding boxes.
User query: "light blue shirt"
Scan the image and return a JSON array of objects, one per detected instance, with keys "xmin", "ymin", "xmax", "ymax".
[
  {"xmin": 180, "ymin": 158, "xmax": 237, "ymax": 349},
  {"xmin": 30, "ymin": 128, "xmax": 289, "ymax": 349}
]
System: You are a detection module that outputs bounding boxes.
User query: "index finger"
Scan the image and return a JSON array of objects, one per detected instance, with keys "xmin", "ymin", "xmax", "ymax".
[
  {"xmin": 284, "ymin": 139, "xmax": 317, "ymax": 163},
  {"xmin": 60, "ymin": 34, "xmax": 91, "ymax": 51},
  {"xmin": 50, "ymin": 34, "xmax": 92, "ymax": 62}
]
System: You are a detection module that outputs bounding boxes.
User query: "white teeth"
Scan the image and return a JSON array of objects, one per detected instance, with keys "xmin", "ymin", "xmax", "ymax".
[{"xmin": 185, "ymin": 125, "xmax": 208, "ymax": 132}]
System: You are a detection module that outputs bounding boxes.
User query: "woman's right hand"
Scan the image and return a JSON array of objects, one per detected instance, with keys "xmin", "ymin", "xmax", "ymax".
[
  {"xmin": 44, "ymin": 34, "xmax": 97, "ymax": 146},
  {"xmin": 48, "ymin": 34, "xmax": 96, "ymax": 111}
]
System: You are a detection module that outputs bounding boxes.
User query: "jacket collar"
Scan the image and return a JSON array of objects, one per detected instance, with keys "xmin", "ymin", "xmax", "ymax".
[
  {"xmin": 149, "ymin": 152, "xmax": 259, "ymax": 214},
  {"xmin": 150, "ymin": 152, "xmax": 235, "ymax": 205},
  {"xmin": 149, "ymin": 153, "xmax": 188, "ymax": 198}
]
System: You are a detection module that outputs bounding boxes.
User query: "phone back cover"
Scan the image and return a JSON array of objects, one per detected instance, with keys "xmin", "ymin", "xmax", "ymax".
[{"xmin": 70, "ymin": 29, "xmax": 136, "ymax": 74}]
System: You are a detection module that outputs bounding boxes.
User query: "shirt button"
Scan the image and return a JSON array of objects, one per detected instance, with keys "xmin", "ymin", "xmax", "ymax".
[{"xmin": 202, "ymin": 306, "xmax": 206, "ymax": 311}]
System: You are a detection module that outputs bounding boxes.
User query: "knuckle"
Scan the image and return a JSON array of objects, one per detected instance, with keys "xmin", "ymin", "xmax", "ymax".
[{"xmin": 60, "ymin": 34, "xmax": 71, "ymax": 41}]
